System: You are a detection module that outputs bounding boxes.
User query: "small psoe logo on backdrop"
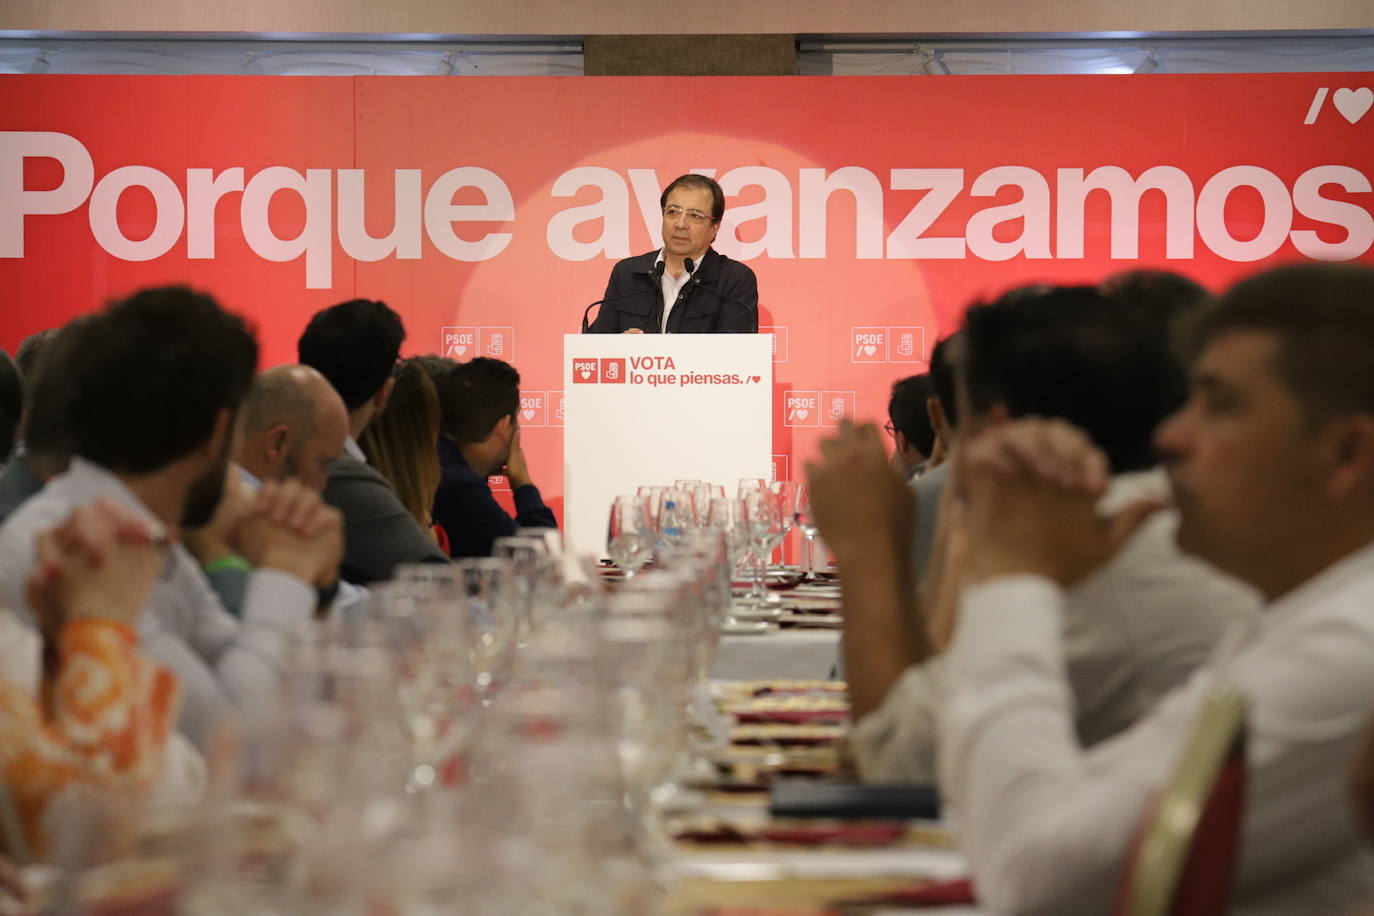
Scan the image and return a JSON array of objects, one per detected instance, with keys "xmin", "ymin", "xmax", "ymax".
[
  {"xmin": 479, "ymin": 327, "xmax": 514, "ymax": 360},
  {"xmin": 519, "ymin": 393, "xmax": 546, "ymax": 428},
  {"xmin": 771, "ymin": 455, "xmax": 789, "ymax": 483},
  {"xmin": 851, "ymin": 327, "xmax": 888, "ymax": 363},
  {"xmin": 572, "ymin": 358, "xmax": 599, "ymax": 383},
  {"xmin": 784, "ymin": 391, "xmax": 820, "ymax": 427},
  {"xmin": 489, "ymin": 474, "xmax": 510, "ymax": 492},
  {"xmin": 761, "ymin": 326, "xmax": 789, "ymax": 363},
  {"xmin": 821, "ymin": 391, "xmax": 856, "ymax": 427},
  {"xmin": 441, "ymin": 327, "xmax": 477, "ymax": 359},
  {"xmin": 889, "ymin": 327, "xmax": 927, "ymax": 364},
  {"xmin": 548, "ymin": 391, "xmax": 565, "ymax": 427},
  {"xmin": 851, "ymin": 327, "xmax": 929, "ymax": 364},
  {"xmin": 1304, "ymin": 87, "xmax": 1372, "ymax": 125},
  {"xmin": 600, "ymin": 358, "xmax": 626, "ymax": 384}
]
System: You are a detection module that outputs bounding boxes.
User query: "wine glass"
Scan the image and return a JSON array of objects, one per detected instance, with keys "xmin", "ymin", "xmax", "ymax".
[
  {"xmin": 737, "ymin": 478, "xmax": 768, "ymax": 500},
  {"xmin": 741, "ymin": 489, "xmax": 786, "ymax": 609},
  {"xmin": 795, "ymin": 483, "xmax": 822, "ymax": 580},
  {"xmin": 369, "ymin": 580, "xmax": 479, "ymax": 792},
  {"xmin": 770, "ymin": 480, "xmax": 801, "ymax": 567},
  {"xmin": 689, "ymin": 483, "xmax": 725, "ymax": 525},
  {"xmin": 607, "ymin": 495, "xmax": 652, "ymax": 579}
]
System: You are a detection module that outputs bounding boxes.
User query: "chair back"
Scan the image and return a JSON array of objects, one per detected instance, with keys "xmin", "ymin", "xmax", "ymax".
[{"xmin": 1114, "ymin": 687, "xmax": 1248, "ymax": 916}]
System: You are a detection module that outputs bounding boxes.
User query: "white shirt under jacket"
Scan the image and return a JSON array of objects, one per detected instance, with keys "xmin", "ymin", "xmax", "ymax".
[
  {"xmin": 0, "ymin": 459, "xmax": 315, "ymax": 757},
  {"xmin": 850, "ymin": 471, "xmax": 1262, "ymax": 784},
  {"xmin": 938, "ymin": 540, "xmax": 1374, "ymax": 915}
]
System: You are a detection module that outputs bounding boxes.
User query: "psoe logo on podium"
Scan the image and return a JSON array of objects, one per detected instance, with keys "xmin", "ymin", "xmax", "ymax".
[
  {"xmin": 519, "ymin": 393, "xmax": 546, "ymax": 428},
  {"xmin": 441, "ymin": 327, "xmax": 477, "ymax": 359},
  {"xmin": 851, "ymin": 327, "xmax": 888, "ymax": 363},
  {"xmin": 784, "ymin": 391, "xmax": 820, "ymax": 427},
  {"xmin": 548, "ymin": 391, "xmax": 565, "ymax": 427},
  {"xmin": 478, "ymin": 327, "xmax": 515, "ymax": 360},
  {"xmin": 821, "ymin": 391, "xmax": 856, "ymax": 427},
  {"xmin": 600, "ymin": 358, "xmax": 626, "ymax": 384},
  {"xmin": 571, "ymin": 358, "xmax": 599, "ymax": 383}
]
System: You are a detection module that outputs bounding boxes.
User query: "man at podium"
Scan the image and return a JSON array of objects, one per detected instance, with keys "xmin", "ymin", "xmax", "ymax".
[{"xmin": 587, "ymin": 174, "xmax": 758, "ymax": 334}]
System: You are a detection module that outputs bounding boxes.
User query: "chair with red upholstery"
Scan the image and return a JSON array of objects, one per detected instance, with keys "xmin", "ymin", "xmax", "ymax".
[{"xmin": 848, "ymin": 688, "xmax": 1248, "ymax": 915}]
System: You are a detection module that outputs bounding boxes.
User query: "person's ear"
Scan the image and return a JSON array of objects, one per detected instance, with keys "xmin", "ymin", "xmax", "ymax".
[
  {"xmin": 264, "ymin": 424, "xmax": 289, "ymax": 465},
  {"xmin": 1324, "ymin": 414, "xmax": 1374, "ymax": 501},
  {"xmin": 374, "ymin": 376, "xmax": 396, "ymax": 412},
  {"xmin": 204, "ymin": 408, "xmax": 233, "ymax": 460},
  {"xmin": 709, "ymin": 221, "xmax": 720, "ymax": 245},
  {"xmin": 487, "ymin": 414, "xmax": 512, "ymax": 444},
  {"xmin": 926, "ymin": 398, "xmax": 946, "ymax": 437}
]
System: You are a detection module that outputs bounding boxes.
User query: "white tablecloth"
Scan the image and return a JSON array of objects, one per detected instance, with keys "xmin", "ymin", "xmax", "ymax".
[{"xmin": 710, "ymin": 629, "xmax": 842, "ymax": 681}]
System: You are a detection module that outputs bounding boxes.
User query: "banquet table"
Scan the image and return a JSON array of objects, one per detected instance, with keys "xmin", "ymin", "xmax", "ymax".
[
  {"xmin": 657, "ymin": 677, "xmax": 981, "ymax": 916},
  {"xmin": 707, "ymin": 578, "xmax": 846, "ymax": 681},
  {"xmin": 710, "ymin": 629, "xmax": 843, "ymax": 681}
]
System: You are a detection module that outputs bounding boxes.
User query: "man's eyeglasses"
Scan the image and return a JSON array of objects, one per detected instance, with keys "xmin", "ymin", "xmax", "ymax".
[
  {"xmin": 883, "ymin": 421, "xmax": 898, "ymax": 438},
  {"xmin": 663, "ymin": 205, "xmax": 713, "ymax": 225}
]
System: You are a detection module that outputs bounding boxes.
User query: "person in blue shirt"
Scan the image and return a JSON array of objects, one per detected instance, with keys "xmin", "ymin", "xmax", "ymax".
[{"xmin": 430, "ymin": 357, "xmax": 557, "ymax": 558}]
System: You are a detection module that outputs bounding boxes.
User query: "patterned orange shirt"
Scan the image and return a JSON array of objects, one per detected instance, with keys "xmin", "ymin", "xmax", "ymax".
[{"xmin": 0, "ymin": 618, "xmax": 179, "ymax": 858}]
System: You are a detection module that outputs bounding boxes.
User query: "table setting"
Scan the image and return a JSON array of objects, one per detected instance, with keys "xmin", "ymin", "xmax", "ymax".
[{"xmin": 3, "ymin": 480, "xmax": 975, "ymax": 915}]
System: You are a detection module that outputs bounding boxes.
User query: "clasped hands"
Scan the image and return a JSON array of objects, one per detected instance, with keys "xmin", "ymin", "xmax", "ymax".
[{"xmin": 806, "ymin": 417, "xmax": 1163, "ymax": 648}]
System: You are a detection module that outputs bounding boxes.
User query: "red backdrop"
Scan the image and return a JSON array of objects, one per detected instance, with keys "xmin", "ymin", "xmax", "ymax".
[{"xmin": 2, "ymin": 73, "xmax": 1372, "ymax": 522}]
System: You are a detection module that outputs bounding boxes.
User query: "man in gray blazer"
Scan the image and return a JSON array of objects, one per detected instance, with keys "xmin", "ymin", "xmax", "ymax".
[{"xmin": 298, "ymin": 299, "xmax": 448, "ymax": 584}]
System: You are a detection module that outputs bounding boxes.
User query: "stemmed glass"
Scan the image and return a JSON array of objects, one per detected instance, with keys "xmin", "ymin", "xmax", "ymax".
[
  {"xmin": 399, "ymin": 560, "xmax": 520, "ymax": 704},
  {"xmin": 737, "ymin": 478, "xmax": 768, "ymax": 499},
  {"xmin": 369, "ymin": 580, "xmax": 479, "ymax": 792},
  {"xmin": 607, "ymin": 495, "xmax": 653, "ymax": 579},
  {"xmin": 741, "ymin": 489, "xmax": 786, "ymax": 609},
  {"xmin": 770, "ymin": 480, "xmax": 801, "ymax": 568},
  {"xmin": 795, "ymin": 483, "xmax": 822, "ymax": 580},
  {"xmin": 493, "ymin": 534, "xmax": 551, "ymax": 644},
  {"xmin": 689, "ymin": 483, "xmax": 725, "ymax": 524}
]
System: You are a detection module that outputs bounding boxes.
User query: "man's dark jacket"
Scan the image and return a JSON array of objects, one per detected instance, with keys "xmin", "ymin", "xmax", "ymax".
[
  {"xmin": 587, "ymin": 248, "xmax": 758, "ymax": 334},
  {"xmin": 433, "ymin": 437, "xmax": 557, "ymax": 559}
]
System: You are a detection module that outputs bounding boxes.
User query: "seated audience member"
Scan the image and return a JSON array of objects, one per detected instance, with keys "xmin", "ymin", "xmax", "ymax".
[
  {"xmin": 822, "ymin": 263, "xmax": 1374, "ymax": 912},
  {"xmin": 0, "ymin": 288, "xmax": 343, "ymax": 757},
  {"xmin": 0, "ymin": 325, "xmax": 75, "ymax": 524},
  {"xmin": 432, "ymin": 357, "xmax": 557, "ymax": 559},
  {"xmin": 909, "ymin": 332, "xmax": 963, "ymax": 582},
  {"xmin": 0, "ymin": 351, "xmax": 19, "ymax": 467},
  {"xmin": 0, "ymin": 499, "xmax": 182, "ymax": 858},
  {"xmin": 298, "ymin": 299, "xmax": 447, "ymax": 583},
  {"xmin": 14, "ymin": 329, "xmax": 56, "ymax": 384},
  {"xmin": 886, "ymin": 374, "xmax": 936, "ymax": 480},
  {"xmin": 359, "ymin": 358, "xmax": 448, "ymax": 551},
  {"xmin": 831, "ymin": 285, "xmax": 1259, "ymax": 784},
  {"xmin": 233, "ymin": 365, "xmax": 350, "ymax": 493}
]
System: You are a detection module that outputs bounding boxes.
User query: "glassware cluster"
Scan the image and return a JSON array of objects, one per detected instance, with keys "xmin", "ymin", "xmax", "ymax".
[{"xmin": 44, "ymin": 480, "xmax": 823, "ymax": 915}]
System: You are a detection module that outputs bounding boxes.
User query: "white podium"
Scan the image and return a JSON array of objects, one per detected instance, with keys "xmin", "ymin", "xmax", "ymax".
[{"xmin": 563, "ymin": 334, "xmax": 773, "ymax": 556}]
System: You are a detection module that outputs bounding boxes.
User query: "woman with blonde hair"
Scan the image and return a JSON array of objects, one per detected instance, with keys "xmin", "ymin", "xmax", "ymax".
[{"xmin": 359, "ymin": 358, "xmax": 448, "ymax": 552}]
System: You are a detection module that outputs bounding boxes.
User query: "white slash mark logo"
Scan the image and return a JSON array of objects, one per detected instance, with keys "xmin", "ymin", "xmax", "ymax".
[
  {"xmin": 1306, "ymin": 86, "xmax": 1373, "ymax": 124},
  {"xmin": 1304, "ymin": 88, "xmax": 1329, "ymax": 125}
]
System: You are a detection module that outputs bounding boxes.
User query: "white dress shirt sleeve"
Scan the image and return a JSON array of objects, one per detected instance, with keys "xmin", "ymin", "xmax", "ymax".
[
  {"xmin": 937, "ymin": 575, "xmax": 1183, "ymax": 915},
  {"xmin": 151, "ymin": 549, "xmax": 314, "ymax": 754},
  {"xmin": 848, "ymin": 658, "xmax": 945, "ymax": 784}
]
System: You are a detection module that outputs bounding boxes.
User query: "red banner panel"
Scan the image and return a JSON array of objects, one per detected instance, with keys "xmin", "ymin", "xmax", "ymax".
[{"xmin": 2, "ymin": 74, "xmax": 1372, "ymax": 523}]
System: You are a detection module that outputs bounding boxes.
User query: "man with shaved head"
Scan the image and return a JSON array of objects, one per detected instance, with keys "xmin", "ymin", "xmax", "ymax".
[{"xmin": 234, "ymin": 364, "xmax": 349, "ymax": 492}]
